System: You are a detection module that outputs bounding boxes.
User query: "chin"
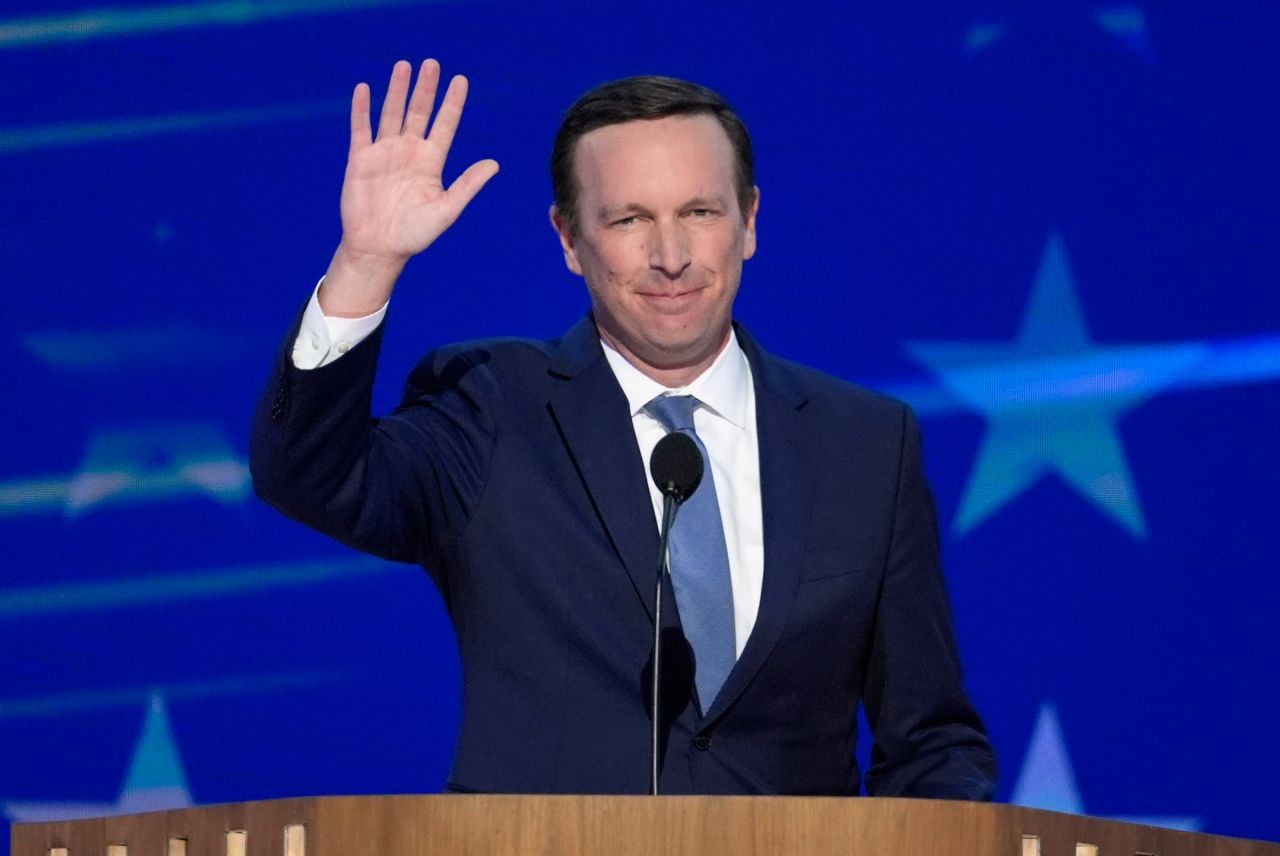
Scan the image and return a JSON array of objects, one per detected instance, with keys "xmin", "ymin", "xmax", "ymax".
[{"xmin": 642, "ymin": 332, "xmax": 721, "ymax": 367}]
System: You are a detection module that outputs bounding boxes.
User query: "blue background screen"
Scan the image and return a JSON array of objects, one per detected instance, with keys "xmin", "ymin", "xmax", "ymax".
[{"xmin": 1, "ymin": 0, "xmax": 1278, "ymax": 846}]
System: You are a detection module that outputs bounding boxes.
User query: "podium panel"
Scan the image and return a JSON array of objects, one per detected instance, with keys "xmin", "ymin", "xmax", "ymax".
[{"xmin": 13, "ymin": 795, "xmax": 1280, "ymax": 856}]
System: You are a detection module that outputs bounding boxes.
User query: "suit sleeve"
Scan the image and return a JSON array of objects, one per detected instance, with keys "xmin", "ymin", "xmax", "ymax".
[
  {"xmin": 249, "ymin": 310, "xmax": 499, "ymax": 578},
  {"xmin": 861, "ymin": 406, "xmax": 998, "ymax": 800}
]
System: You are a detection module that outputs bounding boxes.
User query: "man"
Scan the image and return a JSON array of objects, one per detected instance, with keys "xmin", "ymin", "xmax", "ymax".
[{"xmin": 252, "ymin": 59, "xmax": 997, "ymax": 798}]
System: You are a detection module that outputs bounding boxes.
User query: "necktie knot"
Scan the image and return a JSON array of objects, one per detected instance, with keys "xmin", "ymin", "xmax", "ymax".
[{"xmin": 647, "ymin": 394, "xmax": 698, "ymax": 434}]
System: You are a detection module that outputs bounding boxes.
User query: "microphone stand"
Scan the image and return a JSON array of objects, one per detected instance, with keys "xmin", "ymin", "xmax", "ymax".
[
  {"xmin": 647, "ymin": 429, "xmax": 700, "ymax": 796},
  {"xmin": 651, "ymin": 491, "xmax": 679, "ymax": 796}
]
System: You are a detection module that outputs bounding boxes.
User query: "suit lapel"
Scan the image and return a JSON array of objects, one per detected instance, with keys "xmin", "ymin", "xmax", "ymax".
[
  {"xmin": 543, "ymin": 317, "xmax": 816, "ymax": 713},
  {"xmin": 546, "ymin": 317, "xmax": 661, "ymax": 616},
  {"xmin": 703, "ymin": 325, "xmax": 814, "ymax": 725}
]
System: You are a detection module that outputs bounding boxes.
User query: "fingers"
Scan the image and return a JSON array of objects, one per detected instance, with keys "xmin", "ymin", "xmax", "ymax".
[
  {"xmin": 366, "ymin": 60, "xmax": 470, "ymax": 147},
  {"xmin": 447, "ymin": 158, "xmax": 501, "ymax": 212},
  {"xmin": 355, "ymin": 61, "xmax": 491, "ymax": 213},
  {"xmin": 402, "ymin": 59, "xmax": 441, "ymax": 138},
  {"xmin": 349, "ymin": 82, "xmax": 372, "ymax": 154},
  {"xmin": 426, "ymin": 74, "xmax": 470, "ymax": 156},
  {"xmin": 375, "ymin": 60, "xmax": 412, "ymax": 141}
]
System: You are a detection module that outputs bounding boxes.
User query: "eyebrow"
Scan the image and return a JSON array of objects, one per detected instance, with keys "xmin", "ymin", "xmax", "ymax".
[
  {"xmin": 596, "ymin": 203, "xmax": 647, "ymax": 221},
  {"xmin": 595, "ymin": 195, "xmax": 731, "ymax": 221},
  {"xmin": 683, "ymin": 195, "xmax": 730, "ymax": 209}
]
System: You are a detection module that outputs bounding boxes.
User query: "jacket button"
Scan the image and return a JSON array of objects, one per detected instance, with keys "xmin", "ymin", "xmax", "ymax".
[
  {"xmin": 270, "ymin": 387, "xmax": 287, "ymax": 422},
  {"xmin": 693, "ymin": 734, "xmax": 712, "ymax": 751}
]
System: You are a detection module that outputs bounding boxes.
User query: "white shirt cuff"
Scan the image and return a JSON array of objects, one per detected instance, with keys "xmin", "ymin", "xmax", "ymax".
[{"xmin": 291, "ymin": 278, "xmax": 388, "ymax": 369}]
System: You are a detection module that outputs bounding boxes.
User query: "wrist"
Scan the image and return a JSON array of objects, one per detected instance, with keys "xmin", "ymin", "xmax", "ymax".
[{"xmin": 319, "ymin": 242, "xmax": 405, "ymax": 317}]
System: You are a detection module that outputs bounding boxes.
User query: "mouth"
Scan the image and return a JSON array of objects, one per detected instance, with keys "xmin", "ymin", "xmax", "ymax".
[{"xmin": 637, "ymin": 286, "xmax": 705, "ymax": 311}]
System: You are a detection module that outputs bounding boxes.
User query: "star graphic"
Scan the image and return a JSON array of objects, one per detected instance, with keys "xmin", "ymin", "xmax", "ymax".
[
  {"xmin": 0, "ymin": 423, "xmax": 250, "ymax": 518},
  {"xmin": 1094, "ymin": 4, "xmax": 1156, "ymax": 61},
  {"xmin": 3, "ymin": 693, "xmax": 194, "ymax": 822},
  {"xmin": 1010, "ymin": 701, "xmax": 1084, "ymax": 813},
  {"xmin": 906, "ymin": 233, "xmax": 1204, "ymax": 537},
  {"xmin": 1012, "ymin": 701, "xmax": 1200, "ymax": 831},
  {"xmin": 963, "ymin": 4, "xmax": 1156, "ymax": 61}
]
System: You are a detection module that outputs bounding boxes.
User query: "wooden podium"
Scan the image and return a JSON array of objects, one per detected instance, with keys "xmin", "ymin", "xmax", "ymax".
[{"xmin": 12, "ymin": 795, "xmax": 1280, "ymax": 856}]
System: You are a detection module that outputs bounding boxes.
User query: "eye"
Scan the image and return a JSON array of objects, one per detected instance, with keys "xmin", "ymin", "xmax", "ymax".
[
  {"xmin": 686, "ymin": 208, "xmax": 717, "ymax": 219},
  {"xmin": 611, "ymin": 215, "xmax": 640, "ymax": 227}
]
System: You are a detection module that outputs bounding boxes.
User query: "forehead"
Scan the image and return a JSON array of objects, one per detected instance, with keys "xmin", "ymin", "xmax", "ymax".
[{"xmin": 571, "ymin": 114, "xmax": 737, "ymax": 203}]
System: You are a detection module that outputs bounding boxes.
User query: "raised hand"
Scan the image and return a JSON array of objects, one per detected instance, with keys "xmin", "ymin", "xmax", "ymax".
[{"xmin": 321, "ymin": 59, "xmax": 499, "ymax": 316}]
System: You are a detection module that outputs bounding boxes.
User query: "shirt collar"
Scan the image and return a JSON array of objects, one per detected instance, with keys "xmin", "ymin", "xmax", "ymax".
[{"xmin": 600, "ymin": 328, "xmax": 750, "ymax": 429}]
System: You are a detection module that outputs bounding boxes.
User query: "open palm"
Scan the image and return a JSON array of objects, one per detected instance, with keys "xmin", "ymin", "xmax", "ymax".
[{"xmin": 340, "ymin": 59, "xmax": 499, "ymax": 266}]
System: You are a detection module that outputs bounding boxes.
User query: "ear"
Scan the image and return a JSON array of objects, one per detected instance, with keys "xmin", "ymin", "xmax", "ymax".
[
  {"xmin": 549, "ymin": 204, "xmax": 583, "ymax": 276},
  {"xmin": 742, "ymin": 186, "xmax": 761, "ymax": 261}
]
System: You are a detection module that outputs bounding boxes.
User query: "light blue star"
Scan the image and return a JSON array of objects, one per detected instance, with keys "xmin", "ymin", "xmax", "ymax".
[
  {"xmin": 906, "ymin": 233, "xmax": 1205, "ymax": 537},
  {"xmin": 3, "ymin": 693, "xmax": 194, "ymax": 822},
  {"xmin": 964, "ymin": 21, "xmax": 1009, "ymax": 54},
  {"xmin": 1095, "ymin": 5, "xmax": 1157, "ymax": 61},
  {"xmin": 0, "ymin": 423, "xmax": 250, "ymax": 518},
  {"xmin": 962, "ymin": 5, "xmax": 1156, "ymax": 60},
  {"xmin": 1012, "ymin": 701, "xmax": 1201, "ymax": 831},
  {"xmin": 1011, "ymin": 702, "xmax": 1085, "ymax": 813}
]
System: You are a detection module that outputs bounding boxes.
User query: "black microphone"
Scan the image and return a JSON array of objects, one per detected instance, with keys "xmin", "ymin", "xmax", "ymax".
[
  {"xmin": 650, "ymin": 432, "xmax": 703, "ymax": 502},
  {"xmin": 647, "ymin": 432, "xmax": 702, "ymax": 794}
]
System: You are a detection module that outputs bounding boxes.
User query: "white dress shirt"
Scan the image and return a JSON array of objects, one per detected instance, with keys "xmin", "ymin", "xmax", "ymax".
[
  {"xmin": 599, "ymin": 334, "xmax": 763, "ymax": 657},
  {"xmin": 291, "ymin": 280, "xmax": 387, "ymax": 370},
  {"xmin": 293, "ymin": 290, "xmax": 764, "ymax": 656}
]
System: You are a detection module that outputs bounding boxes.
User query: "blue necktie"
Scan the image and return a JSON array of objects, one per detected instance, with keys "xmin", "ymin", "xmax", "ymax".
[{"xmin": 646, "ymin": 394, "xmax": 736, "ymax": 711}]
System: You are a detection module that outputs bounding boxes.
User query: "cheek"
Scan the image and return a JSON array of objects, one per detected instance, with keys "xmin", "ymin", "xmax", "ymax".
[
  {"xmin": 599, "ymin": 250, "xmax": 648, "ymax": 285},
  {"xmin": 697, "ymin": 228, "xmax": 742, "ymax": 264},
  {"xmin": 579, "ymin": 248, "xmax": 621, "ymax": 286}
]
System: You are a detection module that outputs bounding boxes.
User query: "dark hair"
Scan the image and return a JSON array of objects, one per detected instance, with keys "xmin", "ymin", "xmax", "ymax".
[{"xmin": 551, "ymin": 75, "xmax": 755, "ymax": 234}]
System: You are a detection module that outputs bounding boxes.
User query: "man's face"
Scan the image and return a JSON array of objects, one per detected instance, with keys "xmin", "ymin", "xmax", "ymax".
[{"xmin": 551, "ymin": 114, "xmax": 758, "ymax": 383}]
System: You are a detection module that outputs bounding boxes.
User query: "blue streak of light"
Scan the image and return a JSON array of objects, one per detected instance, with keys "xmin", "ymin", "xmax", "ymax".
[
  {"xmin": 0, "ymin": 100, "xmax": 345, "ymax": 154},
  {"xmin": 0, "ymin": 556, "xmax": 398, "ymax": 618},
  {"xmin": 0, "ymin": 0, "xmax": 449, "ymax": 49},
  {"xmin": 877, "ymin": 333, "xmax": 1280, "ymax": 417},
  {"xmin": 0, "ymin": 669, "xmax": 344, "ymax": 719}
]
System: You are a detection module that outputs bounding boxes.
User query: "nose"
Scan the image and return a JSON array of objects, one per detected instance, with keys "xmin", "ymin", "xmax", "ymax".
[{"xmin": 649, "ymin": 218, "xmax": 691, "ymax": 279}]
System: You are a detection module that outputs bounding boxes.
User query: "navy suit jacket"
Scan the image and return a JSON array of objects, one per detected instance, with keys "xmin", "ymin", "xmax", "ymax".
[{"xmin": 251, "ymin": 314, "xmax": 996, "ymax": 799}]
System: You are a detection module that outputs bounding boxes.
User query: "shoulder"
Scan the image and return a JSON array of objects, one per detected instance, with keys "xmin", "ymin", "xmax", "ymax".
[
  {"xmin": 777, "ymin": 354, "xmax": 905, "ymax": 415},
  {"xmin": 404, "ymin": 315, "xmax": 606, "ymax": 396},
  {"xmin": 403, "ymin": 334, "xmax": 560, "ymax": 397},
  {"xmin": 739, "ymin": 325, "xmax": 912, "ymax": 433},
  {"xmin": 774, "ymin": 353, "xmax": 917, "ymax": 449}
]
